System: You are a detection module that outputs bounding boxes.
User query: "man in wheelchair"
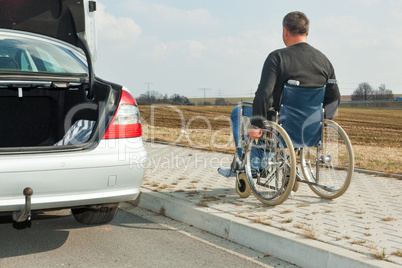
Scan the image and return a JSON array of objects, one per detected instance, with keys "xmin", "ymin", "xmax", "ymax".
[
  {"xmin": 248, "ymin": 11, "xmax": 339, "ymax": 139},
  {"xmin": 219, "ymin": 12, "xmax": 353, "ymax": 205},
  {"xmin": 232, "ymin": 10, "xmax": 339, "ymax": 166}
]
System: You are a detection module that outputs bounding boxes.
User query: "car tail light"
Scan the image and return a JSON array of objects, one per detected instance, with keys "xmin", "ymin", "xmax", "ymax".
[{"xmin": 103, "ymin": 89, "xmax": 142, "ymax": 139}]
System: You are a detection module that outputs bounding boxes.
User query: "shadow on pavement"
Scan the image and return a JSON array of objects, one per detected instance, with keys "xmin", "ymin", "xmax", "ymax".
[
  {"xmin": 0, "ymin": 211, "xmax": 73, "ymax": 258},
  {"xmin": 0, "ymin": 207, "xmax": 168, "ymax": 259}
]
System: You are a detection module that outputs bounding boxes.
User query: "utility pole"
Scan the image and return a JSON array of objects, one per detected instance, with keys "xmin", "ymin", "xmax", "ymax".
[
  {"xmin": 198, "ymin": 88, "xmax": 211, "ymax": 103},
  {"xmin": 144, "ymin": 82, "xmax": 153, "ymax": 96}
]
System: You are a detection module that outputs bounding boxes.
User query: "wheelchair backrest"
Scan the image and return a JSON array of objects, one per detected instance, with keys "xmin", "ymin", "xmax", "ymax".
[{"xmin": 279, "ymin": 83, "xmax": 326, "ymax": 148}]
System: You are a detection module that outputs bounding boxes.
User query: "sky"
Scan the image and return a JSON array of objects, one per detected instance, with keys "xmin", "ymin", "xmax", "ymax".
[{"xmin": 94, "ymin": 0, "xmax": 402, "ymax": 99}]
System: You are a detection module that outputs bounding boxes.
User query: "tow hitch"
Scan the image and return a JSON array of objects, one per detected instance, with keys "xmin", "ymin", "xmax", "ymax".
[{"xmin": 12, "ymin": 187, "xmax": 33, "ymax": 222}]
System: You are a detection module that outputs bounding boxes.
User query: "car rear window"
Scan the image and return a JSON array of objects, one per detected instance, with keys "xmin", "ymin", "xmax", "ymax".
[{"xmin": 0, "ymin": 32, "xmax": 87, "ymax": 76}]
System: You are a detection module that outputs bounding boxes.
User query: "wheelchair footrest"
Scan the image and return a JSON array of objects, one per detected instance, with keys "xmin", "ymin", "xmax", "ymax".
[{"xmin": 218, "ymin": 168, "xmax": 236, "ymax": 177}]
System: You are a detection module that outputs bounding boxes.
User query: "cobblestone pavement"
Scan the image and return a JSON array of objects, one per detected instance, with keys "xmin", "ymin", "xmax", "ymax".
[{"xmin": 141, "ymin": 142, "xmax": 402, "ymax": 266}]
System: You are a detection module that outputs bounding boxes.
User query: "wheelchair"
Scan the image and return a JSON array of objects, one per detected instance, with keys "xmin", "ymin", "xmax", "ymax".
[{"xmin": 218, "ymin": 80, "xmax": 354, "ymax": 205}]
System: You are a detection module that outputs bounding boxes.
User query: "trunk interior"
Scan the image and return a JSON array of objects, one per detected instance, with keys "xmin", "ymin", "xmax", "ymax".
[{"xmin": 0, "ymin": 80, "xmax": 120, "ymax": 149}]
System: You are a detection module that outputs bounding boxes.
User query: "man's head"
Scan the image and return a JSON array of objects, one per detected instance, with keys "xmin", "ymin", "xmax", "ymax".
[{"xmin": 282, "ymin": 11, "xmax": 309, "ymax": 46}]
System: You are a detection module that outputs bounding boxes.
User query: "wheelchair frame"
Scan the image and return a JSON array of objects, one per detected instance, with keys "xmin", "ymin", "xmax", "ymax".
[{"xmin": 228, "ymin": 80, "xmax": 354, "ymax": 206}]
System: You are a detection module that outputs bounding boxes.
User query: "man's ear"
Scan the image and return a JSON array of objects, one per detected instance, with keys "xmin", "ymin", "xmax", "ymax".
[{"xmin": 283, "ymin": 27, "xmax": 288, "ymax": 37}]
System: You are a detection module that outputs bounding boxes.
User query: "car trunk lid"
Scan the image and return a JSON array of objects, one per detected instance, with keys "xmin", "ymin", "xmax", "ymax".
[{"xmin": 0, "ymin": 0, "xmax": 96, "ymax": 57}]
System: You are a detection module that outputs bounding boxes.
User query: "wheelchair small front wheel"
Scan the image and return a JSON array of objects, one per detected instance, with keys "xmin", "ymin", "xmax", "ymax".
[
  {"xmin": 235, "ymin": 173, "xmax": 251, "ymax": 198},
  {"xmin": 301, "ymin": 119, "xmax": 354, "ymax": 199},
  {"xmin": 244, "ymin": 122, "xmax": 296, "ymax": 206}
]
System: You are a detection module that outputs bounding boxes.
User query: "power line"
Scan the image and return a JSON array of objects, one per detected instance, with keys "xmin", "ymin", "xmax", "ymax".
[
  {"xmin": 217, "ymin": 88, "xmax": 222, "ymax": 98},
  {"xmin": 198, "ymin": 88, "xmax": 211, "ymax": 100},
  {"xmin": 144, "ymin": 82, "xmax": 153, "ymax": 95}
]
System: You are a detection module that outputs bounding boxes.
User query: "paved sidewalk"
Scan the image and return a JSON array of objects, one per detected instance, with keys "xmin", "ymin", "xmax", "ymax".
[{"xmin": 131, "ymin": 142, "xmax": 402, "ymax": 268}]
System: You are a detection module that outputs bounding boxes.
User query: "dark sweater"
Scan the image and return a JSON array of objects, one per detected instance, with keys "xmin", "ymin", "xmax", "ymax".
[{"xmin": 251, "ymin": 42, "xmax": 340, "ymax": 128}]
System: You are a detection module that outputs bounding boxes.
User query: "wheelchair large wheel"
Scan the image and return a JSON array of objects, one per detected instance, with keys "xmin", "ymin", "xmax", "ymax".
[
  {"xmin": 301, "ymin": 119, "xmax": 354, "ymax": 199},
  {"xmin": 244, "ymin": 122, "xmax": 296, "ymax": 205}
]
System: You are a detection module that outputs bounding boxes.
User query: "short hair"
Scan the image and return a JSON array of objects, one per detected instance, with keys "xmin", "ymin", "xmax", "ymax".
[{"xmin": 282, "ymin": 11, "xmax": 309, "ymax": 36}]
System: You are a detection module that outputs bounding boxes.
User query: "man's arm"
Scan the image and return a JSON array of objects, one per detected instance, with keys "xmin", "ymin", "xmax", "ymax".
[
  {"xmin": 324, "ymin": 64, "xmax": 340, "ymax": 119},
  {"xmin": 251, "ymin": 53, "xmax": 279, "ymax": 128}
]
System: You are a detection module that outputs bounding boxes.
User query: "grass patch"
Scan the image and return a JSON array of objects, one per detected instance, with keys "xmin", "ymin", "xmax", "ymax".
[
  {"xmin": 372, "ymin": 248, "xmax": 388, "ymax": 261},
  {"xmin": 280, "ymin": 209, "xmax": 293, "ymax": 214},
  {"xmin": 252, "ymin": 217, "xmax": 272, "ymax": 226},
  {"xmin": 174, "ymin": 189, "xmax": 185, "ymax": 193},
  {"xmin": 186, "ymin": 190, "xmax": 199, "ymax": 195},
  {"xmin": 391, "ymin": 250, "xmax": 402, "ymax": 257},
  {"xmin": 350, "ymin": 239, "xmax": 366, "ymax": 246},
  {"xmin": 202, "ymin": 195, "xmax": 220, "ymax": 202},
  {"xmin": 156, "ymin": 207, "xmax": 166, "ymax": 216},
  {"xmin": 324, "ymin": 210, "xmax": 334, "ymax": 213},
  {"xmin": 293, "ymin": 223, "xmax": 305, "ymax": 229},
  {"xmin": 196, "ymin": 201, "xmax": 209, "ymax": 207},
  {"xmin": 296, "ymin": 203, "xmax": 310, "ymax": 207},
  {"xmin": 301, "ymin": 226, "xmax": 317, "ymax": 239},
  {"xmin": 280, "ymin": 218, "xmax": 293, "ymax": 224},
  {"xmin": 159, "ymin": 184, "xmax": 168, "ymax": 189},
  {"xmin": 381, "ymin": 217, "xmax": 396, "ymax": 222}
]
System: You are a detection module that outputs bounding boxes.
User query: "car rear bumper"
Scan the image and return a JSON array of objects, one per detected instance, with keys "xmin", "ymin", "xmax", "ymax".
[{"xmin": 0, "ymin": 138, "xmax": 147, "ymax": 212}]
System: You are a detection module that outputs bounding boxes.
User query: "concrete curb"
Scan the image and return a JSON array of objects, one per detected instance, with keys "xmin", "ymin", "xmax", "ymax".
[{"xmin": 130, "ymin": 189, "xmax": 399, "ymax": 268}]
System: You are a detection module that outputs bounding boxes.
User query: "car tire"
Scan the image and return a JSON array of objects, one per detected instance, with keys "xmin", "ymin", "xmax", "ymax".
[{"xmin": 72, "ymin": 203, "xmax": 119, "ymax": 225}]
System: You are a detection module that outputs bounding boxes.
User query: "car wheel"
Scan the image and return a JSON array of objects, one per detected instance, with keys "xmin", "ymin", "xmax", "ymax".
[{"xmin": 72, "ymin": 203, "xmax": 119, "ymax": 225}]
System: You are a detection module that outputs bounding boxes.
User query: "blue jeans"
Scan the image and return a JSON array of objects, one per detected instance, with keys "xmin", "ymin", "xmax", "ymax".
[
  {"xmin": 230, "ymin": 105, "xmax": 252, "ymax": 149},
  {"xmin": 230, "ymin": 105, "xmax": 271, "ymax": 171}
]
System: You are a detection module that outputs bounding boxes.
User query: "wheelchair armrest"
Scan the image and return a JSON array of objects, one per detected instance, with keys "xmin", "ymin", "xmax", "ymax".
[
  {"xmin": 327, "ymin": 79, "xmax": 339, "ymax": 84},
  {"xmin": 241, "ymin": 101, "xmax": 253, "ymax": 107}
]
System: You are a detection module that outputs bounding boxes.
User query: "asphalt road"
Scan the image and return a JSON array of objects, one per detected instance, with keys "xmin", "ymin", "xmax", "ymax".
[{"xmin": 0, "ymin": 203, "xmax": 297, "ymax": 268}]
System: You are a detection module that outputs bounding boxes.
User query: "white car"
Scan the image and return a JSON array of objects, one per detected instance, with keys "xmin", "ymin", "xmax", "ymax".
[{"xmin": 0, "ymin": 0, "xmax": 147, "ymax": 224}]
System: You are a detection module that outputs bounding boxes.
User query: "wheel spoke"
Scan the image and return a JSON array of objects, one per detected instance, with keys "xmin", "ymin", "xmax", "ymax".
[{"xmin": 244, "ymin": 122, "xmax": 296, "ymax": 205}]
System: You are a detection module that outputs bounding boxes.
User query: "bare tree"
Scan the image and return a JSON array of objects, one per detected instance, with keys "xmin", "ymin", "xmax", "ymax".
[
  {"xmin": 170, "ymin": 94, "xmax": 190, "ymax": 105},
  {"xmin": 352, "ymin": 82, "xmax": 374, "ymax": 101},
  {"xmin": 137, "ymin": 90, "xmax": 164, "ymax": 105},
  {"xmin": 215, "ymin": 98, "xmax": 229, "ymax": 105},
  {"xmin": 373, "ymin": 84, "xmax": 394, "ymax": 100}
]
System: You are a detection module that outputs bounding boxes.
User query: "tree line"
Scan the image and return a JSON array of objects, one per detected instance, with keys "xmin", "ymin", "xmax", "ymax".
[
  {"xmin": 136, "ymin": 91, "xmax": 191, "ymax": 105},
  {"xmin": 136, "ymin": 90, "xmax": 233, "ymax": 105},
  {"xmin": 137, "ymin": 83, "xmax": 395, "ymax": 105},
  {"xmin": 351, "ymin": 83, "xmax": 394, "ymax": 101}
]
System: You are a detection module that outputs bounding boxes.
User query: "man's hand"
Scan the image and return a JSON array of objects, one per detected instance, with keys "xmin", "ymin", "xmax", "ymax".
[{"xmin": 249, "ymin": 127, "xmax": 262, "ymax": 139}]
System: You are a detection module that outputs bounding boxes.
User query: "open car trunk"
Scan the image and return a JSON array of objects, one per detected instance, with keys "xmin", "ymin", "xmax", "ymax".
[
  {"xmin": 0, "ymin": 0, "xmax": 122, "ymax": 152},
  {"xmin": 0, "ymin": 79, "xmax": 120, "ymax": 150}
]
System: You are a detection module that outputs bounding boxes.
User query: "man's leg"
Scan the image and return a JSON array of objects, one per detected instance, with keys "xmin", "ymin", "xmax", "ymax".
[{"xmin": 230, "ymin": 105, "xmax": 242, "ymax": 149}]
